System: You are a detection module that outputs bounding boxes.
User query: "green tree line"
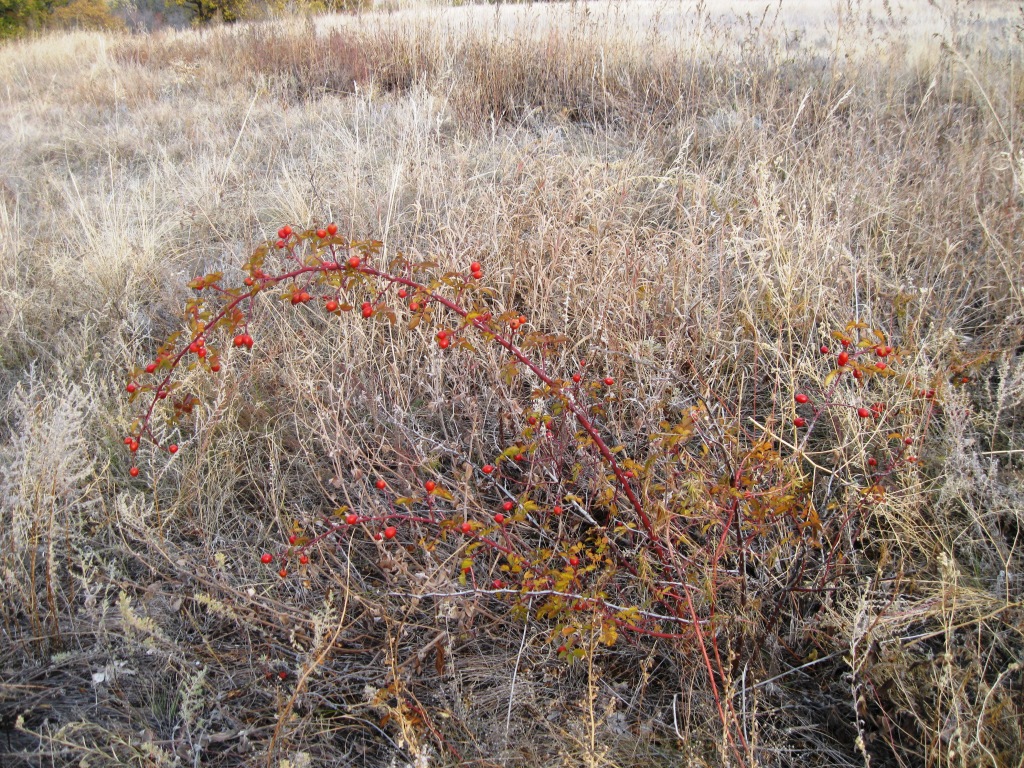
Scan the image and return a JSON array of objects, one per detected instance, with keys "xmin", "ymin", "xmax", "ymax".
[{"xmin": 1, "ymin": 0, "xmax": 369, "ymax": 37}]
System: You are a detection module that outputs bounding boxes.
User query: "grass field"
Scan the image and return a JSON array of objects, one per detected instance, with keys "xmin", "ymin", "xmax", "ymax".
[{"xmin": 1, "ymin": 1, "xmax": 1023, "ymax": 766}]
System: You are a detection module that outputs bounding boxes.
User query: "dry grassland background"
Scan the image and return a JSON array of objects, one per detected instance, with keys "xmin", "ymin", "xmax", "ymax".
[{"xmin": 1, "ymin": 0, "xmax": 1023, "ymax": 766}]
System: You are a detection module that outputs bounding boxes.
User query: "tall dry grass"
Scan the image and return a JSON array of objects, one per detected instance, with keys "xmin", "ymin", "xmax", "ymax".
[{"xmin": 1, "ymin": 1, "xmax": 1023, "ymax": 766}]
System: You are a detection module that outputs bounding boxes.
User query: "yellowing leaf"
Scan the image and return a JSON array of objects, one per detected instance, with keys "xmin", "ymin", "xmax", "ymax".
[{"xmin": 600, "ymin": 620, "xmax": 618, "ymax": 646}]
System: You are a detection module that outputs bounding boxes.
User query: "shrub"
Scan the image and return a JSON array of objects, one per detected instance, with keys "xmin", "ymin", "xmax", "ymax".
[{"xmin": 125, "ymin": 225, "xmax": 991, "ymax": 762}]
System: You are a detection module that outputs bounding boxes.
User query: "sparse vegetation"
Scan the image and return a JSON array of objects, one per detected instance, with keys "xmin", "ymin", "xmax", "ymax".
[{"xmin": 1, "ymin": 2, "xmax": 1022, "ymax": 766}]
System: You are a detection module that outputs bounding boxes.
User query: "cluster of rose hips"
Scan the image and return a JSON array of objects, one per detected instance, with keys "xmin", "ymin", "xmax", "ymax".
[
  {"xmin": 788, "ymin": 328, "xmax": 944, "ymax": 479},
  {"xmin": 121, "ymin": 233, "xmax": 538, "ymax": 480},
  {"xmin": 818, "ymin": 337, "xmax": 897, "ymax": 381},
  {"xmin": 256, "ymin": 467, "xmax": 575, "ymax": 582}
]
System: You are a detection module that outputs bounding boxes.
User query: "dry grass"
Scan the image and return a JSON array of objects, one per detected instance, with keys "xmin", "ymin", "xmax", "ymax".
[{"xmin": 1, "ymin": 1, "xmax": 1023, "ymax": 766}]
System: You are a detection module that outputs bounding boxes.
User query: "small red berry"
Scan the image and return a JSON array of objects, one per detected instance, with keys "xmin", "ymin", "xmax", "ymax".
[
  {"xmin": 345, "ymin": 513, "xmax": 358, "ymax": 525},
  {"xmin": 868, "ymin": 458, "xmax": 877, "ymax": 467},
  {"xmin": 326, "ymin": 223, "xmax": 338, "ymax": 235},
  {"xmin": 278, "ymin": 568, "xmax": 287, "ymax": 578},
  {"xmin": 233, "ymin": 334, "xmax": 245, "ymax": 347},
  {"xmin": 482, "ymin": 464, "xmax": 494, "ymax": 474},
  {"xmin": 168, "ymin": 444, "xmax": 178, "ymax": 454},
  {"xmin": 375, "ymin": 479, "xmax": 386, "ymax": 490},
  {"xmin": 569, "ymin": 556, "xmax": 579, "ymax": 567},
  {"xmin": 926, "ymin": 389, "xmax": 935, "ymax": 399},
  {"xmin": 514, "ymin": 453, "xmax": 525, "ymax": 462},
  {"xmin": 210, "ymin": 363, "xmax": 221, "ymax": 372},
  {"xmin": 557, "ymin": 644, "xmax": 567, "ymax": 654},
  {"xmin": 603, "ymin": 376, "xmax": 614, "ymax": 386},
  {"xmin": 438, "ymin": 335, "xmax": 450, "ymax": 349},
  {"xmin": 325, "ymin": 300, "xmax": 338, "ymax": 312},
  {"xmin": 552, "ymin": 505, "xmax": 563, "ymax": 516},
  {"xmin": 275, "ymin": 239, "xmax": 285, "ymax": 249},
  {"xmin": 299, "ymin": 554, "xmax": 309, "ymax": 565},
  {"xmin": 145, "ymin": 362, "xmax": 157, "ymax": 374},
  {"xmin": 502, "ymin": 500, "xmax": 514, "ymax": 512},
  {"xmin": 361, "ymin": 303, "xmax": 373, "ymax": 318},
  {"xmin": 837, "ymin": 351, "xmax": 850, "ymax": 366},
  {"xmin": 904, "ymin": 437, "xmax": 914, "ymax": 445},
  {"xmin": 278, "ymin": 670, "xmax": 287, "ymax": 680},
  {"xmin": 906, "ymin": 456, "xmax": 917, "ymax": 463},
  {"xmin": 197, "ymin": 348, "xmax": 207, "ymax": 358},
  {"xmin": 261, "ymin": 553, "xmax": 273, "ymax": 564},
  {"xmin": 857, "ymin": 408, "xmax": 871, "ymax": 418},
  {"xmin": 470, "ymin": 261, "xmax": 481, "ymax": 272},
  {"xmin": 841, "ymin": 338, "xmax": 851, "ymax": 347},
  {"xmin": 493, "ymin": 513, "xmax": 505, "ymax": 524},
  {"xmin": 820, "ymin": 345, "xmax": 829, "ymax": 354},
  {"xmin": 795, "ymin": 393, "xmax": 809, "ymax": 404},
  {"xmin": 572, "ymin": 373, "xmax": 581, "ymax": 383},
  {"xmin": 288, "ymin": 535, "xmax": 297, "ymax": 545},
  {"xmin": 509, "ymin": 319, "xmax": 520, "ymax": 331},
  {"xmin": 853, "ymin": 368, "xmax": 864, "ymax": 380},
  {"xmin": 876, "ymin": 362, "xmax": 886, "ymax": 370},
  {"xmin": 124, "ymin": 436, "xmax": 133, "ymax": 445},
  {"xmin": 316, "ymin": 228, "xmax": 327, "ymax": 238},
  {"xmin": 383, "ymin": 526, "xmax": 397, "ymax": 539},
  {"xmin": 875, "ymin": 346, "xmax": 887, "ymax": 357},
  {"xmin": 129, "ymin": 466, "xmax": 139, "ymax": 477},
  {"xmin": 492, "ymin": 579, "xmax": 504, "ymax": 589},
  {"xmin": 129, "ymin": 440, "xmax": 139, "ymax": 452},
  {"xmin": 398, "ymin": 288, "xmax": 408, "ymax": 298},
  {"xmin": 409, "ymin": 301, "xmax": 419, "ymax": 311},
  {"xmin": 299, "ymin": 291, "xmax": 311, "ymax": 303},
  {"xmin": 794, "ymin": 417, "xmax": 807, "ymax": 427},
  {"xmin": 126, "ymin": 382, "xmax": 137, "ymax": 393},
  {"xmin": 348, "ymin": 256, "xmax": 361, "ymax": 269},
  {"xmin": 471, "ymin": 270, "xmax": 483, "ymax": 280},
  {"xmin": 460, "ymin": 522, "xmax": 472, "ymax": 534},
  {"xmin": 425, "ymin": 481, "xmax": 436, "ymax": 493}
]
